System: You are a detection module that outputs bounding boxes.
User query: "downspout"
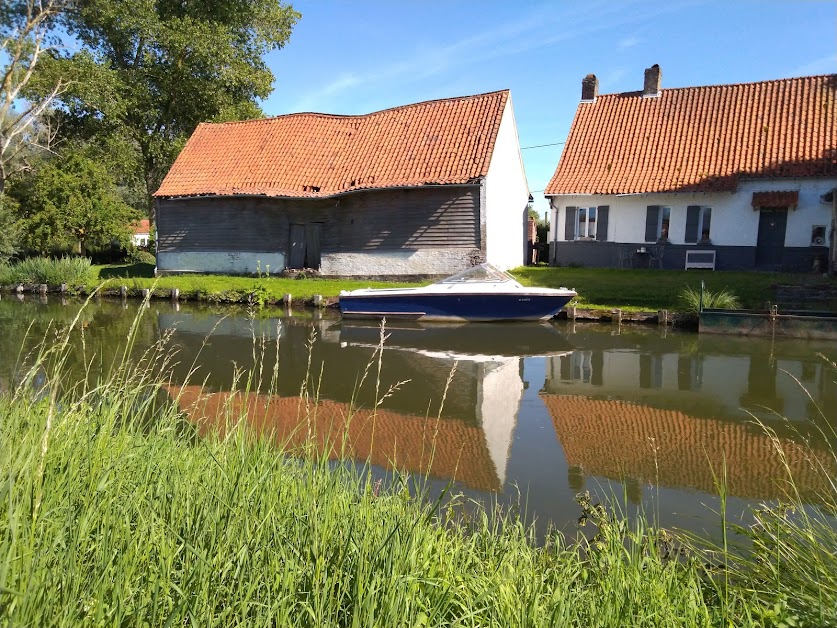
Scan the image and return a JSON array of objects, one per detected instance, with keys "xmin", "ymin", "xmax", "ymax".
[
  {"xmin": 831, "ymin": 188, "xmax": 837, "ymax": 276},
  {"xmin": 479, "ymin": 177, "xmax": 488, "ymax": 263}
]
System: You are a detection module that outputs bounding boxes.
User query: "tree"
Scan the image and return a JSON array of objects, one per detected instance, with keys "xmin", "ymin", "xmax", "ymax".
[
  {"xmin": 10, "ymin": 149, "xmax": 140, "ymax": 255},
  {"xmin": 1, "ymin": 0, "xmax": 66, "ymax": 197},
  {"xmin": 40, "ymin": 0, "xmax": 300, "ymax": 207}
]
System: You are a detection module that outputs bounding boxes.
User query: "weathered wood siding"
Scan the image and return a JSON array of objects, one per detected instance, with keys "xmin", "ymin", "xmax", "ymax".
[{"xmin": 157, "ymin": 186, "xmax": 480, "ymax": 254}]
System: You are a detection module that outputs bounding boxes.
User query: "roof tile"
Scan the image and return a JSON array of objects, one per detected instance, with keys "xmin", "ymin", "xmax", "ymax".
[
  {"xmin": 546, "ymin": 75, "xmax": 837, "ymax": 195},
  {"xmin": 157, "ymin": 91, "xmax": 510, "ymax": 198}
]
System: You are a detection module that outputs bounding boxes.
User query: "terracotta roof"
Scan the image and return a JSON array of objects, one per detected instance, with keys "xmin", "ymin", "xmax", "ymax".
[
  {"xmin": 751, "ymin": 190, "xmax": 799, "ymax": 208},
  {"xmin": 165, "ymin": 385, "xmax": 501, "ymax": 491},
  {"xmin": 132, "ymin": 219, "xmax": 150, "ymax": 234},
  {"xmin": 545, "ymin": 74, "xmax": 837, "ymax": 195},
  {"xmin": 541, "ymin": 394, "xmax": 835, "ymax": 501},
  {"xmin": 154, "ymin": 90, "xmax": 510, "ymax": 198}
]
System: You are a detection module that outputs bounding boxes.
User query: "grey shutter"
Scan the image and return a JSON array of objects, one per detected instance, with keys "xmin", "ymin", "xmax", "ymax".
[
  {"xmin": 596, "ymin": 205, "xmax": 609, "ymax": 241},
  {"xmin": 564, "ymin": 206, "xmax": 577, "ymax": 240},
  {"xmin": 645, "ymin": 206, "xmax": 660, "ymax": 242},
  {"xmin": 685, "ymin": 206, "xmax": 700, "ymax": 243}
]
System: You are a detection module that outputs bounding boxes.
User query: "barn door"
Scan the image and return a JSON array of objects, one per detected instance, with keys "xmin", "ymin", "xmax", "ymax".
[
  {"xmin": 289, "ymin": 224, "xmax": 306, "ymax": 269},
  {"xmin": 304, "ymin": 223, "xmax": 321, "ymax": 268},
  {"xmin": 288, "ymin": 223, "xmax": 322, "ymax": 269}
]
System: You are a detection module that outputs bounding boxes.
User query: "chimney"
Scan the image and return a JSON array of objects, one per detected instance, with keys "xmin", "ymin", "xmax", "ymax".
[
  {"xmin": 643, "ymin": 64, "xmax": 662, "ymax": 98},
  {"xmin": 581, "ymin": 74, "xmax": 598, "ymax": 102}
]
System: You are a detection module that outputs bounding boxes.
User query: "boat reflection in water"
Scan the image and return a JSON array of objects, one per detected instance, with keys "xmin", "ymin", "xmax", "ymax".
[{"xmin": 160, "ymin": 313, "xmax": 570, "ymax": 492}]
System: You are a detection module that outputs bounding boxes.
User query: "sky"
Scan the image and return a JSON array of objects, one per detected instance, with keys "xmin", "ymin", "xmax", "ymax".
[{"xmin": 260, "ymin": 0, "xmax": 837, "ymax": 218}]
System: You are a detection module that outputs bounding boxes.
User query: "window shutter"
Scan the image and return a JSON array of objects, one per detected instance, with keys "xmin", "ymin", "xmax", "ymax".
[
  {"xmin": 564, "ymin": 206, "xmax": 577, "ymax": 240},
  {"xmin": 644, "ymin": 206, "xmax": 660, "ymax": 242},
  {"xmin": 596, "ymin": 206, "xmax": 609, "ymax": 241},
  {"xmin": 685, "ymin": 206, "xmax": 700, "ymax": 243}
]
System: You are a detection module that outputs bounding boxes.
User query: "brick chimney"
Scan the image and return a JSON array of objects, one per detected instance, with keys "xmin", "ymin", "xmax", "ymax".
[
  {"xmin": 581, "ymin": 74, "xmax": 598, "ymax": 102},
  {"xmin": 643, "ymin": 64, "xmax": 661, "ymax": 98}
]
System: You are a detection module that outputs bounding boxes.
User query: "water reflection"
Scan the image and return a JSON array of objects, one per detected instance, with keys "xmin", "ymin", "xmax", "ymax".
[{"xmin": 2, "ymin": 296, "xmax": 835, "ymax": 533}]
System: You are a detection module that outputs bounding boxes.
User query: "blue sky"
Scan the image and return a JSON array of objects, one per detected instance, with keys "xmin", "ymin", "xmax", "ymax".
[{"xmin": 261, "ymin": 0, "xmax": 836, "ymax": 218}]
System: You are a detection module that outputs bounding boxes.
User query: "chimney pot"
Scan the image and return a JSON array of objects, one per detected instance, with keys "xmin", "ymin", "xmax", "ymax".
[
  {"xmin": 643, "ymin": 64, "xmax": 662, "ymax": 98},
  {"xmin": 581, "ymin": 74, "xmax": 598, "ymax": 102}
]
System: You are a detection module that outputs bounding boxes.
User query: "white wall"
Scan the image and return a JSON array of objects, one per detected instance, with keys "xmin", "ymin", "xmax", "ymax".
[
  {"xmin": 319, "ymin": 249, "xmax": 473, "ymax": 276},
  {"xmin": 484, "ymin": 96, "xmax": 529, "ymax": 270},
  {"xmin": 549, "ymin": 177, "xmax": 836, "ymax": 246},
  {"xmin": 157, "ymin": 251, "xmax": 285, "ymax": 274}
]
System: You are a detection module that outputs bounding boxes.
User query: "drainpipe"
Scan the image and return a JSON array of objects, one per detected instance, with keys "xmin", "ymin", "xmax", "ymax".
[{"xmin": 831, "ymin": 188, "xmax": 837, "ymax": 276}]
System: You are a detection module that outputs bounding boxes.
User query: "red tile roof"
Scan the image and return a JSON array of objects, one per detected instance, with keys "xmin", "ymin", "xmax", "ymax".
[
  {"xmin": 132, "ymin": 219, "xmax": 150, "ymax": 234},
  {"xmin": 545, "ymin": 74, "xmax": 837, "ymax": 195},
  {"xmin": 155, "ymin": 90, "xmax": 510, "ymax": 199},
  {"xmin": 751, "ymin": 190, "xmax": 799, "ymax": 208}
]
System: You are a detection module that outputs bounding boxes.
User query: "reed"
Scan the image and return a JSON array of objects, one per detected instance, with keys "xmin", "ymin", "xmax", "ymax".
[
  {"xmin": 678, "ymin": 285, "xmax": 741, "ymax": 312},
  {"xmin": 0, "ymin": 255, "xmax": 92, "ymax": 285},
  {"xmin": 1, "ymin": 307, "xmax": 835, "ymax": 626}
]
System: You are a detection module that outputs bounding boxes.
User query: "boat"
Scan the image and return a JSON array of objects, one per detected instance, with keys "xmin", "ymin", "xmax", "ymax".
[{"xmin": 338, "ymin": 263, "xmax": 576, "ymax": 322}]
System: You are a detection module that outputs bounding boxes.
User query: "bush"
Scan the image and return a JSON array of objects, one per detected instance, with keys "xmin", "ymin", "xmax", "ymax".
[
  {"xmin": 0, "ymin": 256, "xmax": 92, "ymax": 285},
  {"xmin": 678, "ymin": 285, "xmax": 740, "ymax": 312},
  {"xmin": 124, "ymin": 247, "xmax": 156, "ymax": 265}
]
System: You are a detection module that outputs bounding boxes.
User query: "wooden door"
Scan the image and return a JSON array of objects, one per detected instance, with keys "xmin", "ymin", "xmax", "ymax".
[
  {"xmin": 288, "ymin": 224, "xmax": 305, "ymax": 269},
  {"xmin": 304, "ymin": 223, "xmax": 321, "ymax": 268},
  {"xmin": 755, "ymin": 208, "xmax": 787, "ymax": 269}
]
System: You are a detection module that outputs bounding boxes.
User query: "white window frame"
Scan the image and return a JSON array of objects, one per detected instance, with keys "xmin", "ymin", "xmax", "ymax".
[{"xmin": 576, "ymin": 207, "xmax": 597, "ymax": 240}]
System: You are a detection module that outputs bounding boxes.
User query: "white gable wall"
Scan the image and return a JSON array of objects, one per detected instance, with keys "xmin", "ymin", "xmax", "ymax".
[
  {"xmin": 550, "ymin": 177, "xmax": 835, "ymax": 246},
  {"xmin": 484, "ymin": 96, "xmax": 528, "ymax": 270}
]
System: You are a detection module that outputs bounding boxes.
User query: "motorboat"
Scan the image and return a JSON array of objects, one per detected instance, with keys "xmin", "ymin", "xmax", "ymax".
[{"xmin": 338, "ymin": 263, "xmax": 576, "ymax": 322}]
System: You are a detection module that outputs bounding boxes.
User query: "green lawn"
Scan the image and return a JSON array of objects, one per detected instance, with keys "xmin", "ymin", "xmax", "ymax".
[
  {"xmin": 510, "ymin": 266, "xmax": 836, "ymax": 311},
  {"xmin": 88, "ymin": 262, "xmax": 836, "ymax": 311}
]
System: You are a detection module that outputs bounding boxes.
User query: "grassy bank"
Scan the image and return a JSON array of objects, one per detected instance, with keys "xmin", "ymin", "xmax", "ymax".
[
  {"xmin": 2, "ymin": 311, "xmax": 836, "ymax": 626},
  {"xmin": 4, "ymin": 258, "xmax": 836, "ymax": 312},
  {"xmin": 512, "ymin": 266, "xmax": 837, "ymax": 311}
]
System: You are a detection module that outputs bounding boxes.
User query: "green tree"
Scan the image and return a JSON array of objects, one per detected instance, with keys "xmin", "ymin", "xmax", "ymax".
[
  {"xmin": 39, "ymin": 0, "xmax": 299, "ymax": 208},
  {"xmin": 11, "ymin": 150, "xmax": 140, "ymax": 255}
]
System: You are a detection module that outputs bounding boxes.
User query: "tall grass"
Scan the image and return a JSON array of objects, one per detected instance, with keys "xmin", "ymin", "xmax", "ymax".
[
  {"xmin": 1, "ymin": 305, "xmax": 835, "ymax": 626},
  {"xmin": 0, "ymin": 255, "xmax": 92, "ymax": 285},
  {"xmin": 678, "ymin": 285, "xmax": 741, "ymax": 312}
]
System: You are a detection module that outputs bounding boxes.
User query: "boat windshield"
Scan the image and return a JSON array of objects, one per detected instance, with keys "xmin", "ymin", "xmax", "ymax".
[{"xmin": 435, "ymin": 263, "xmax": 514, "ymax": 284}]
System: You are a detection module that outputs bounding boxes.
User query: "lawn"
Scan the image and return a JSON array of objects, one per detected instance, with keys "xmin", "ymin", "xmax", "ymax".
[
  {"xmin": 87, "ymin": 262, "xmax": 837, "ymax": 311},
  {"xmin": 510, "ymin": 266, "xmax": 836, "ymax": 311}
]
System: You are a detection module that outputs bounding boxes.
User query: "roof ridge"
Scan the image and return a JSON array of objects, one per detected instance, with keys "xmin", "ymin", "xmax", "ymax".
[
  {"xmin": 207, "ymin": 89, "xmax": 511, "ymax": 126},
  {"xmin": 595, "ymin": 73, "xmax": 836, "ymax": 99}
]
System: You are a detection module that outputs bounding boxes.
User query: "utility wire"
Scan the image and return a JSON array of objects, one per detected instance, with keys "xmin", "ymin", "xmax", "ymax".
[{"xmin": 520, "ymin": 141, "xmax": 565, "ymax": 150}]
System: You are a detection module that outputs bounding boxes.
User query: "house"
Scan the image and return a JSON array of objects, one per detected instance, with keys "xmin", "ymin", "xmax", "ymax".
[
  {"xmin": 545, "ymin": 68, "xmax": 837, "ymax": 272},
  {"xmin": 153, "ymin": 90, "xmax": 529, "ymax": 276},
  {"xmin": 131, "ymin": 219, "xmax": 151, "ymax": 248}
]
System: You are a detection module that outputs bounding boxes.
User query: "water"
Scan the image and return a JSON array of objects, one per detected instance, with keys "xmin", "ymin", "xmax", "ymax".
[{"xmin": 2, "ymin": 294, "xmax": 835, "ymax": 537}]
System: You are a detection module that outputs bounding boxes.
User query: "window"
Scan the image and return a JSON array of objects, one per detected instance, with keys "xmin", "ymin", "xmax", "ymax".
[
  {"xmin": 645, "ymin": 206, "xmax": 670, "ymax": 242},
  {"xmin": 686, "ymin": 206, "xmax": 712, "ymax": 243},
  {"xmin": 811, "ymin": 225, "xmax": 827, "ymax": 246},
  {"xmin": 658, "ymin": 207, "xmax": 671, "ymax": 241},
  {"xmin": 576, "ymin": 207, "xmax": 597, "ymax": 239}
]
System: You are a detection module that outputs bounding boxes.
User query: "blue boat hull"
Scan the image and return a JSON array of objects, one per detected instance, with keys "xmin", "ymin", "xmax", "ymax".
[{"xmin": 339, "ymin": 293, "xmax": 574, "ymax": 322}]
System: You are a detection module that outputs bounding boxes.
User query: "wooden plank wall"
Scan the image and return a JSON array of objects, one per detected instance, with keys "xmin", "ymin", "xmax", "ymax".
[{"xmin": 157, "ymin": 186, "xmax": 480, "ymax": 254}]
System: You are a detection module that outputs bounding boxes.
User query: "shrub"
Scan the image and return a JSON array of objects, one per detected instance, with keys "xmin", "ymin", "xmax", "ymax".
[
  {"xmin": 678, "ymin": 285, "xmax": 740, "ymax": 312},
  {"xmin": 124, "ymin": 247, "xmax": 156, "ymax": 265}
]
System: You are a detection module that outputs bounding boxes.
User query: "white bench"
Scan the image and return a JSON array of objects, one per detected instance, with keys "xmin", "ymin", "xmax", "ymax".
[{"xmin": 685, "ymin": 250, "xmax": 716, "ymax": 270}]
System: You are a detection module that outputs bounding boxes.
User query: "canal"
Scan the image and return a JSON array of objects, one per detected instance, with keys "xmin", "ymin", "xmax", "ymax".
[{"xmin": 2, "ymin": 294, "xmax": 835, "ymax": 537}]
